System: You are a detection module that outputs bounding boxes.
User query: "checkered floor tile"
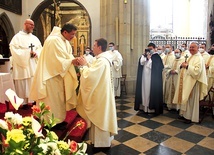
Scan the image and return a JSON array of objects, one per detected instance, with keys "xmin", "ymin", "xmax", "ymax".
[{"xmin": 85, "ymin": 95, "xmax": 214, "ymax": 155}]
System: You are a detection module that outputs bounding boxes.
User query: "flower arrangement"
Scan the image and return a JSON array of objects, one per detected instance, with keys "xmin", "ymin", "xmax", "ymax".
[{"xmin": 0, "ymin": 89, "xmax": 87, "ymax": 155}]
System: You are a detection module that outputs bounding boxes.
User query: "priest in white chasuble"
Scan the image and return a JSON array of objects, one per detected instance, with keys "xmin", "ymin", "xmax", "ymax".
[
  {"xmin": 162, "ymin": 44, "xmax": 175, "ymax": 103},
  {"xmin": 10, "ymin": 19, "xmax": 42, "ymax": 106},
  {"xmin": 165, "ymin": 49, "xmax": 184, "ymax": 110},
  {"xmin": 134, "ymin": 43, "xmax": 164, "ymax": 115},
  {"xmin": 173, "ymin": 42, "xmax": 207, "ymax": 123},
  {"xmin": 107, "ymin": 42, "xmax": 123, "ymax": 98},
  {"xmin": 29, "ymin": 24, "xmax": 78, "ymax": 126},
  {"xmin": 76, "ymin": 38, "xmax": 118, "ymax": 149}
]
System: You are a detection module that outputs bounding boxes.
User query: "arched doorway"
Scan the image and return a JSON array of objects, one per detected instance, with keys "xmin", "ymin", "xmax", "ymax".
[
  {"xmin": 31, "ymin": 0, "xmax": 91, "ymax": 56},
  {"xmin": 0, "ymin": 12, "xmax": 15, "ymax": 58}
]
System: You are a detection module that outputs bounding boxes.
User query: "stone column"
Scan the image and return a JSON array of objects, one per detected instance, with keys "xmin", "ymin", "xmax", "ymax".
[{"xmin": 100, "ymin": 0, "xmax": 150, "ymax": 94}]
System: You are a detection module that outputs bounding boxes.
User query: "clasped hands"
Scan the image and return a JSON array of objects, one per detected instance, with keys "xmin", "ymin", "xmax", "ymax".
[{"xmin": 72, "ymin": 56, "xmax": 87, "ymax": 66}]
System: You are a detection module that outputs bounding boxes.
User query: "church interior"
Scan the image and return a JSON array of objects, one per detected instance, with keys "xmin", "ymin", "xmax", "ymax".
[{"xmin": 0, "ymin": 0, "xmax": 214, "ymax": 154}]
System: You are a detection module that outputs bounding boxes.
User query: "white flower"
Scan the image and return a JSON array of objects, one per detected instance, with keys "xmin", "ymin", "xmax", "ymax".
[
  {"xmin": 13, "ymin": 113, "xmax": 23, "ymax": 125},
  {"xmin": 5, "ymin": 88, "xmax": 23, "ymax": 110},
  {"xmin": 4, "ymin": 112, "xmax": 14, "ymax": 120},
  {"xmin": 47, "ymin": 142, "xmax": 61, "ymax": 155},
  {"xmin": 31, "ymin": 116, "xmax": 43, "ymax": 137},
  {"xmin": 38, "ymin": 143, "xmax": 48, "ymax": 153},
  {"xmin": 77, "ymin": 143, "xmax": 88, "ymax": 155},
  {"xmin": 4, "ymin": 112, "xmax": 23, "ymax": 125},
  {"xmin": 47, "ymin": 142, "xmax": 58, "ymax": 150},
  {"xmin": 53, "ymin": 149, "xmax": 61, "ymax": 155},
  {"xmin": 0, "ymin": 119, "xmax": 8, "ymax": 130}
]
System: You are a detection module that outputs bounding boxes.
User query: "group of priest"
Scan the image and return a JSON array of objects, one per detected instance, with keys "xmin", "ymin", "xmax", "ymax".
[
  {"xmin": 8, "ymin": 19, "xmax": 124, "ymax": 151},
  {"xmin": 135, "ymin": 42, "xmax": 214, "ymax": 124}
]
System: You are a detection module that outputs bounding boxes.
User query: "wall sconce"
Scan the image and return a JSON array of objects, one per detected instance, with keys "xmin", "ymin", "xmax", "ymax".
[{"xmin": 124, "ymin": 0, "xmax": 127, "ymax": 4}]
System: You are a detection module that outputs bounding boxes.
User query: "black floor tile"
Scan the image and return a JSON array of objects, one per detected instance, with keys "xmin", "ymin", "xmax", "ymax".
[
  {"xmin": 139, "ymin": 120, "xmax": 164, "ymax": 129},
  {"xmin": 144, "ymin": 145, "xmax": 182, "ymax": 155},
  {"xmin": 168, "ymin": 120, "xmax": 193, "ymax": 129},
  {"xmin": 175, "ymin": 131, "xmax": 205, "ymax": 143},
  {"xmin": 199, "ymin": 119, "xmax": 214, "ymax": 129},
  {"xmin": 141, "ymin": 130, "xmax": 171, "ymax": 143},
  {"xmin": 185, "ymin": 145, "xmax": 214, "ymax": 155},
  {"xmin": 117, "ymin": 112, "xmax": 133, "ymax": 119},
  {"xmin": 136, "ymin": 110, "xmax": 159, "ymax": 119},
  {"xmin": 162, "ymin": 110, "xmax": 179, "ymax": 119},
  {"xmin": 118, "ymin": 119, "xmax": 134, "ymax": 128},
  {"xmin": 114, "ymin": 130, "xmax": 137, "ymax": 143},
  {"xmin": 208, "ymin": 132, "xmax": 214, "ymax": 138},
  {"xmin": 116, "ymin": 100, "xmax": 130, "ymax": 104},
  {"xmin": 116, "ymin": 105, "xmax": 132, "ymax": 111},
  {"xmin": 107, "ymin": 144, "xmax": 140, "ymax": 155}
]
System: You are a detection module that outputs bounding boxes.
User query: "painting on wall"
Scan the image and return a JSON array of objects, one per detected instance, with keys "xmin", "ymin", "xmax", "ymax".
[
  {"xmin": 0, "ymin": 0, "xmax": 22, "ymax": 15},
  {"xmin": 78, "ymin": 31, "xmax": 88, "ymax": 46},
  {"xmin": 77, "ymin": 31, "xmax": 88, "ymax": 55}
]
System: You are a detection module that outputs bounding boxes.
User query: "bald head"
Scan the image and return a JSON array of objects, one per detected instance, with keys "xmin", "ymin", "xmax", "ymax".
[{"xmin": 24, "ymin": 19, "xmax": 35, "ymax": 33}]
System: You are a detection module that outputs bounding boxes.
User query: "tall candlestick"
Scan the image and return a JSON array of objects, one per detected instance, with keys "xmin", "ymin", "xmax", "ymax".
[
  {"xmin": 72, "ymin": 36, "xmax": 77, "ymax": 56},
  {"xmin": 80, "ymin": 44, "xmax": 84, "ymax": 56}
]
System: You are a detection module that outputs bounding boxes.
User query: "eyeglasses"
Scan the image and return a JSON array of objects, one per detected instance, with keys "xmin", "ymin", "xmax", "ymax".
[{"xmin": 26, "ymin": 23, "xmax": 34, "ymax": 26}]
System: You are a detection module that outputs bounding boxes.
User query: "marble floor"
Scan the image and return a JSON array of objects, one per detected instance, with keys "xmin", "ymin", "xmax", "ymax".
[{"xmin": 85, "ymin": 95, "xmax": 214, "ymax": 155}]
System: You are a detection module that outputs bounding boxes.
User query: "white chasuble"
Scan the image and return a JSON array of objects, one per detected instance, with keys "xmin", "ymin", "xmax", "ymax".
[
  {"xmin": 162, "ymin": 52, "xmax": 175, "ymax": 102},
  {"xmin": 76, "ymin": 52, "xmax": 118, "ymax": 147},
  {"xmin": 173, "ymin": 52, "xmax": 207, "ymax": 122},
  {"xmin": 201, "ymin": 51, "xmax": 210, "ymax": 65},
  {"xmin": 29, "ymin": 27, "xmax": 78, "ymax": 122},
  {"xmin": 165, "ymin": 57, "xmax": 184, "ymax": 110}
]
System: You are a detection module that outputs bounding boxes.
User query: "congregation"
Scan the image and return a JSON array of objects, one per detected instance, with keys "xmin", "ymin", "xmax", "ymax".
[{"xmin": 135, "ymin": 42, "xmax": 214, "ymax": 124}]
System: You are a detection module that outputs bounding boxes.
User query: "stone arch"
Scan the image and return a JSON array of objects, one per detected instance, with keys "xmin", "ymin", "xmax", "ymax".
[
  {"xmin": 0, "ymin": 12, "xmax": 15, "ymax": 57},
  {"xmin": 31, "ymin": 0, "xmax": 92, "ymax": 47},
  {"xmin": 0, "ymin": 12, "xmax": 15, "ymax": 43}
]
